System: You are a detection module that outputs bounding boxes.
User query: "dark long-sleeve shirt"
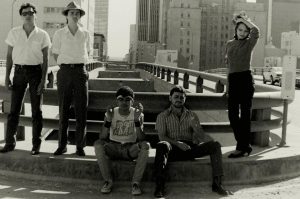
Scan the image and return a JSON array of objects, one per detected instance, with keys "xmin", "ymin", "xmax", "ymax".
[{"xmin": 225, "ymin": 26, "xmax": 260, "ymax": 73}]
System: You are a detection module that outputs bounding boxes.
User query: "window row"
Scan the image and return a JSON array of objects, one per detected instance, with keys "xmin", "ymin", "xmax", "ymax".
[{"xmin": 44, "ymin": 7, "xmax": 64, "ymax": 14}]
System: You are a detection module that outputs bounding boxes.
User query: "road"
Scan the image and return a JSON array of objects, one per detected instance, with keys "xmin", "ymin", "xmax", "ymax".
[{"xmin": 1, "ymin": 172, "xmax": 300, "ymax": 198}]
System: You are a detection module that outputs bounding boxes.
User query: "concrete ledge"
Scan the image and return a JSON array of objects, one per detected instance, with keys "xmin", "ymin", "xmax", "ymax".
[
  {"xmin": 88, "ymin": 78, "xmax": 155, "ymax": 92},
  {"xmin": 98, "ymin": 71, "xmax": 140, "ymax": 78},
  {"xmin": 1, "ymin": 141, "xmax": 300, "ymax": 184}
]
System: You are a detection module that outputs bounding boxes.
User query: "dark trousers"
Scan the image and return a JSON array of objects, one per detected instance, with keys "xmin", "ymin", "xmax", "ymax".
[
  {"xmin": 6, "ymin": 65, "xmax": 43, "ymax": 148},
  {"xmin": 57, "ymin": 65, "xmax": 88, "ymax": 149},
  {"xmin": 228, "ymin": 70, "xmax": 254, "ymax": 151},
  {"xmin": 154, "ymin": 140, "xmax": 224, "ymax": 185}
]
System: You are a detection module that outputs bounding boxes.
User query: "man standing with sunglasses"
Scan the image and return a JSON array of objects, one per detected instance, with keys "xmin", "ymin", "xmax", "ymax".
[
  {"xmin": 52, "ymin": 1, "xmax": 92, "ymax": 156},
  {"xmin": 94, "ymin": 86, "xmax": 150, "ymax": 196},
  {"xmin": 0, "ymin": 3, "xmax": 50, "ymax": 155}
]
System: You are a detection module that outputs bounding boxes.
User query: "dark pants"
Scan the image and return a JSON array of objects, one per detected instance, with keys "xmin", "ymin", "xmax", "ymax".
[
  {"xmin": 57, "ymin": 65, "xmax": 88, "ymax": 149},
  {"xmin": 228, "ymin": 70, "xmax": 255, "ymax": 151},
  {"xmin": 154, "ymin": 140, "xmax": 224, "ymax": 185},
  {"xmin": 6, "ymin": 65, "xmax": 43, "ymax": 148}
]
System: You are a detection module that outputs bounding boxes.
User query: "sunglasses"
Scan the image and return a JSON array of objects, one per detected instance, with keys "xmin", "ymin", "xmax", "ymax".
[
  {"xmin": 117, "ymin": 96, "xmax": 133, "ymax": 102},
  {"xmin": 21, "ymin": 11, "xmax": 35, "ymax": 16}
]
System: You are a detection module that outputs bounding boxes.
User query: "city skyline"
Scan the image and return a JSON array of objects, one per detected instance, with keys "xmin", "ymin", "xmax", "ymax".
[
  {"xmin": 107, "ymin": 0, "xmax": 136, "ymax": 59},
  {"xmin": 108, "ymin": 0, "xmax": 256, "ymax": 59}
]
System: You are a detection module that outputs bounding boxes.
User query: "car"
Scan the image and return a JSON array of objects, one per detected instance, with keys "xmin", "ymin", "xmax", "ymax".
[
  {"xmin": 262, "ymin": 66, "xmax": 282, "ymax": 85},
  {"xmin": 296, "ymin": 76, "xmax": 300, "ymax": 88}
]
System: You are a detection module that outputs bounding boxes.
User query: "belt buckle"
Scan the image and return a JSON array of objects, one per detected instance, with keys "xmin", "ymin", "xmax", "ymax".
[{"xmin": 70, "ymin": 64, "xmax": 75, "ymax": 68}]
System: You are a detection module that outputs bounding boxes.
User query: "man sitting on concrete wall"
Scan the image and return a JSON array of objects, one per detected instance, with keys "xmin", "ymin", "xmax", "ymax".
[{"xmin": 94, "ymin": 86, "xmax": 150, "ymax": 196}]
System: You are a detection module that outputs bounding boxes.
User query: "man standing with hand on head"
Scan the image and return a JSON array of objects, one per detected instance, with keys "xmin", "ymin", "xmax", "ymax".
[
  {"xmin": 0, "ymin": 3, "xmax": 50, "ymax": 155},
  {"xmin": 52, "ymin": 1, "xmax": 92, "ymax": 156}
]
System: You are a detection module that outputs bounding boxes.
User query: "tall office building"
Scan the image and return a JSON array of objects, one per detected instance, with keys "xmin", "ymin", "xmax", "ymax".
[
  {"xmin": 158, "ymin": 0, "xmax": 171, "ymax": 46},
  {"xmin": 134, "ymin": 0, "xmax": 161, "ymax": 63},
  {"xmin": 198, "ymin": 0, "xmax": 266, "ymax": 70},
  {"xmin": 167, "ymin": 0, "xmax": 202, "ymax": 70},
  {"xmin": 94, "ymin": 0, "xmax": 109, "ymax": 60},
  {"xmin": 257, "ymin": 0, "xmax": 300, "ymax": 48},
  {"xmin": 129, "ymin": 24, "xmax": 138, "ymax": 63},
  {"xmin": 0, "ymin": 0, "xmax": 95, "ymax": 61}
]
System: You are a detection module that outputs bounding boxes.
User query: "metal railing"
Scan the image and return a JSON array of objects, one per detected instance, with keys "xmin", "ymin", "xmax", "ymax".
[
  {"xmin": 135, "ymin": 62, "xmax": 291, "ymax": 146},
  {"xmin": 0, "ymin": 61, "xmax": 291, "ymax": 147}
]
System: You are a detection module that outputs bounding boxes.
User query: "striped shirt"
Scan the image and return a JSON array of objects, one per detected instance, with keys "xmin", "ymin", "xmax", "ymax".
[{"xmin": 156, "ymin": 106, "xmax": 201, "ymax": 141}]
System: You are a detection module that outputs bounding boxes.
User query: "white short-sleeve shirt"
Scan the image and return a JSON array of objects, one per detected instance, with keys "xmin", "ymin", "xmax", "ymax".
[
  {"xmin": 52, "ymin": 26, "xmax": 92, "ymax": 65},
  {"xmin": 5, "ymin": 26, "xmax": 51, "ymax": 65}
]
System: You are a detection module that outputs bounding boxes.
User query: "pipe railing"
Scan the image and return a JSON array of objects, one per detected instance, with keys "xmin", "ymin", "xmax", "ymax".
[
  {"xmin": 136, "ymin": 62, "xmax": 281, "ymax": 93},
  {"xmin": 135, "ymin": 62, "xmax": 292, "ymax": 146},
  {"xmin": 0, "ymin": 62, "xmax": 292, "ymax": 147}
]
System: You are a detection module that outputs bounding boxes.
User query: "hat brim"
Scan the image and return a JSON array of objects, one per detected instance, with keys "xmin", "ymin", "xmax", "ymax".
[{"xmin": 62, "ymin": 8, "xmax": 85, "ymax": 17}]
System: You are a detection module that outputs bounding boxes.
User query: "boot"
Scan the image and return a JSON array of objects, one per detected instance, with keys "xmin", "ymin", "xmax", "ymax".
[
  {"xmin": 154, "ymin": 181, "xmax": 165, "ymax": 198},
  {"xmin": 212, "ymin": 176, "xmax": 232, "ymax": 196}
]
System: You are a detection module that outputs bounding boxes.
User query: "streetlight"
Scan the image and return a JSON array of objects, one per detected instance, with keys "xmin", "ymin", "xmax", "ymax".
[{"xmin": 11, "ymin": 0, "xmax": 17, "ymax": 28}]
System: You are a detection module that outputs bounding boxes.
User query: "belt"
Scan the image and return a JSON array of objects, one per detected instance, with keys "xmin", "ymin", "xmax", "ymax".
[
  {"xmin": 109, "ymin": 140, "xmax": 135, "ymax": 145},
  {"xmin": 15, "ymin": 64, "xmax": 41, "ymax": 70},
  {"xmin": 60, "ymin": 63, "xmax": 85, "ymax": 68}
]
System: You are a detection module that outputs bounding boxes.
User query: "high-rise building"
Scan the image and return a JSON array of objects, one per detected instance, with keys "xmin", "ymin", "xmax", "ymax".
[
  {"xmin": 134, "ymin": 0, "xmax": 161, "ymax": 63},
  {"xmin": 257, "ymin": 0, "xmax": 300, "ymax": 48},
  {"xmin": 198, "ymin": 0, "xmax": 266, "ymax": 70},
  {"xmin": 129, "ymin": 24, "xmax": 138, "ymax": 64},
  {"xmin": 167, "ymin": 0, "xmax": 202, "ymax": 70},
  {"xmin": 0, "ymin": 0, "xmax": 95, "ymax": 62},
  {"xmin": 94, "ymin": 0, "xmax": 109, "ymax": 60},
  {"xmin": 159, "ymin": 0, "xmax": 171, "ymax": 46}
]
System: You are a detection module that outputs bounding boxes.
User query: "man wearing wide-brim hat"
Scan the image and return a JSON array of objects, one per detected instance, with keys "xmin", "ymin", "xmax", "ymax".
[{"xmin": 52, "ymin": 1, "xmax": 92, "ymax": 157}]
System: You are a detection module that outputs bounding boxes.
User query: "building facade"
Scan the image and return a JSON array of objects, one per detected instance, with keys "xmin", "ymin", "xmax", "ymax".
[
  {"xmin": 134, "ymin": 0, "xmax": 162, "ymax": 63},
  {"xmin": 257, "ymin": 0, "xmax": 300, "ymax": 48},
  {"xmin": 94, "ymin": 0, "xmax": 108, "ymax": 60},
  {"xmin": 0, "ymin": 0, "xmax": 95, "ymax": 62},
  {"xmin": 167, "ymin": 0, "xmax": 202, "ymax": 70}
]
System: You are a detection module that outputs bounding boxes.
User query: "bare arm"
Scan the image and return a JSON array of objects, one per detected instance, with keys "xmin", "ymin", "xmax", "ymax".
[
  {"xmin": 100, "ymin": 116, "xmax": 110, "ymax": 140},
  {"xmin": 134, "ymin": 103, "xmax": 146, "ymax": 141},
  {"xmin": 5, "ymin": 46, "xmax": 13, "ymax": 90},
  {"xmin": 53, "ymin": 54, "xmax": 58, "ymax": 63},
  {"xmin": 37, "ymin": 47, "xmax": 49, "ymax": 95},
  {"xmin": 135, "ymin": 114, "xmax": 145, "ymax": 141}
]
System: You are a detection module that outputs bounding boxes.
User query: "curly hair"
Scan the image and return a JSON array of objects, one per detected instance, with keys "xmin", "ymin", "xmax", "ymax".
[
  {"xmin": 19, "ymin": 3, "xmax": 37, "ymax": 15},
  {"xmin": 116, "ymin": 86, "xmax": 135, "ymax": 99}
]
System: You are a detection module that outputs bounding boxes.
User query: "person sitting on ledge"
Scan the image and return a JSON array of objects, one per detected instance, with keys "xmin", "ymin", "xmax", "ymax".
[
  {"xmin": 153, "ymin": 85, "xmax": 232, "ymax": 198},
  {"xmin": 94, "ymin": 86, "xmax": 150, "ymax": 196}
]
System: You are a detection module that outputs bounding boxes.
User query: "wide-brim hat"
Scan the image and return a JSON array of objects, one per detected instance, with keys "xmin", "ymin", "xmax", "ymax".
[{"xmin": 62, "ymin": 1, "xmax": 85, "ymax": 16}]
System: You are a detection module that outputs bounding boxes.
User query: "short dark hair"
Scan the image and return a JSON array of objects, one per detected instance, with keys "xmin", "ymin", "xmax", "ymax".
[
  {"xmin": 170, "ymin": 85, "xmax": 186, "ymax": 96},
  {"xmin": 19, "ymin": 3, "xmax": 37, "ymax": 15},
  {"xmin": 116, "ymin": 86, "xmax": 135, "ymax": 99}
]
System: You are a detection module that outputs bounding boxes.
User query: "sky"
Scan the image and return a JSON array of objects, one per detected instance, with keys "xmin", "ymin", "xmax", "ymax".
[
  {"xmin": 107, "ymin": 0, "xmax": 136, "ymax": 59},
  {"xmin": 107, "ymin": 0, "xmax": 256, "ymax": 59}
]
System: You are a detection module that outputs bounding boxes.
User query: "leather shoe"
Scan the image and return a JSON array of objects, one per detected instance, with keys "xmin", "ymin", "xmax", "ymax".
[
  {"xmin": 154, "ymin": 186, "xmax": 165, "ymax": 198},
  {"xmin": 228, "ymin": 148, "xmax": 252, "ymax": 158},
  {"xmin": 0, "ymin": 144, "xmax": 15, "ymax": 153},
  {"xmin": 31, "ymin": 145, "xmax": 40, "ymax": 155},
  {"xmin": 31, "ymin": 150, "xmax": 40, "ymax": 155},
  {"xmin": 54, "ymin": 147, "xmax": 67, "ymax": 155},
  {"xmin": 76, "ymin": 148, "xmax": 85, "ymax": 156},
  {"xmin": 212, "ymin": 176, "xmax": 233, "ymax": 196}
]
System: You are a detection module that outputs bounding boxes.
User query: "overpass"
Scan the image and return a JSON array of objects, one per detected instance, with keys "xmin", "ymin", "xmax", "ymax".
[{"xmin": 0, "ymin": 62, "xmax": 300, "ymax": 187}]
